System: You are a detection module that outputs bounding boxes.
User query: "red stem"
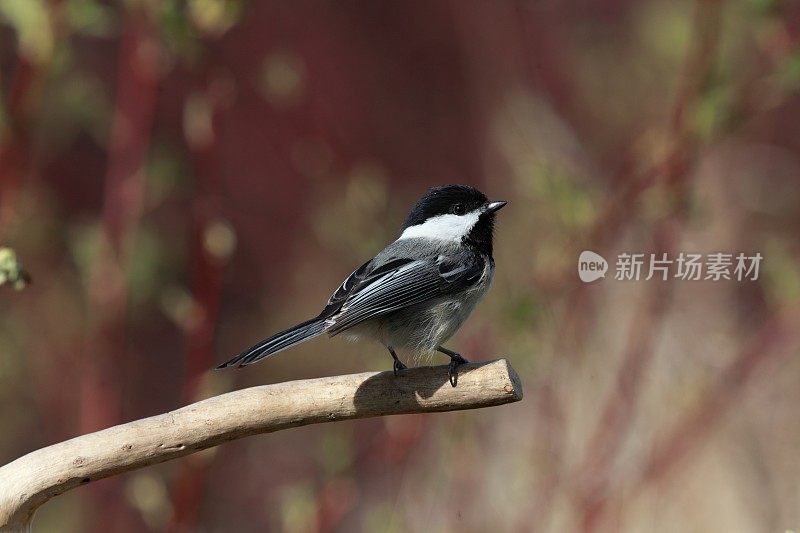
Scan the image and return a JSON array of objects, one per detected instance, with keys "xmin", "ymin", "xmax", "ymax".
[
  {"xmin": 79, "ymin": 7, "xmax": 160, "ymax": 531},
  {"xmin": 167, "ymin": 86, "xmax": 225, "ymax": 532}
]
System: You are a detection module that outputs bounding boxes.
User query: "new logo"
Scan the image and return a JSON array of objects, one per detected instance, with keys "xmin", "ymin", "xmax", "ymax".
[{"xmin": 578, "ymin": 250, "xmax": 608, "ymax": 283}]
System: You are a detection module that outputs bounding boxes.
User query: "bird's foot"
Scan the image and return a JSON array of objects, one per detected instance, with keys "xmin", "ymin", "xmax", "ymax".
[
  {"xmin": 393, "ymin": 358, "xmax": 408, "ymax": 377},
  {"xmin": 388, "ymin": 347, "xmax": 407, "ymax": 377},
  {"xmin": 447, "ymin": 354, "xmax": 468, "ymax": 387}
]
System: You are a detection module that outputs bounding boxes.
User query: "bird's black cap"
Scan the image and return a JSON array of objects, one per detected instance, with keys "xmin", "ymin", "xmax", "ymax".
[
  {"xmin": 402, "ymin": 185, "xmax": 489, "ymax": 229},
  {"xmin": 402, "ymin": 184, "xmax": 505, "ymax": 256}
]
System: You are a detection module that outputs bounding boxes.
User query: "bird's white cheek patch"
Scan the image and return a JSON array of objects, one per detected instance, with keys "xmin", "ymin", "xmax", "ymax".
[{"xmin": 398, "ymin": 211, "xmax": 481, "ymax": 242}]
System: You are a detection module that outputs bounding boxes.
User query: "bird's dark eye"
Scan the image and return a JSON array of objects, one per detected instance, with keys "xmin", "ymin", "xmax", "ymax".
[{"xmin": 452, "ymin": 203, "xmax": 466, "ymax": 215}]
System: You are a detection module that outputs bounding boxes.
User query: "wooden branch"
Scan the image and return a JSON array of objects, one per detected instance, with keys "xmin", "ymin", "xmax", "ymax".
[{"xmin": 0, "ymin": 359, "xmax": 522, "ymax": 532}]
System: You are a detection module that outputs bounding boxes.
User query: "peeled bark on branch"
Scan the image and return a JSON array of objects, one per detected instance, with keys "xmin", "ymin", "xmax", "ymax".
[{"xmin": 0, "ymin": 359, "xmax": 522, "ymax": 532}]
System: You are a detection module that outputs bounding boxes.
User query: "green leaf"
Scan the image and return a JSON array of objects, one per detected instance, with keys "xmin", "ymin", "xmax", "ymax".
[{"xmin": 0, "ymin": 247, "xmax": 31, "ymax": 290}]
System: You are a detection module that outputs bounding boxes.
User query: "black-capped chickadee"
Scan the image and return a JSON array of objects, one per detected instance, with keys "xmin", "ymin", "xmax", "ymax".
[{"xmin": 216, "ymin": 184, "xmax": 506, "ymax": 386}]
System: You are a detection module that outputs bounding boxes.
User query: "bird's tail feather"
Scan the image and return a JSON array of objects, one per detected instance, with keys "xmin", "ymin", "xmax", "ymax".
[{"xmin": 216, "ymin": 318, "xmax": 327, "ymax": 369}]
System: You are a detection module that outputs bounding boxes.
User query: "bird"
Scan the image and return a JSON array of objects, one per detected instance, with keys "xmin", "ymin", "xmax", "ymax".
[{"xmin": 216, "ymin": 184, "xmax": 506, "ymax": 386}]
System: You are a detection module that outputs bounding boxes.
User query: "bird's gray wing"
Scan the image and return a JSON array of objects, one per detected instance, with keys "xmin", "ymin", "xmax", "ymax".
[
  {"xmin": 326, "ymin": 252, "xmax": 485, "ymax": 334},
  {"xmin": 317, "ymin": 257, "xmax": 415, "ymax": 319}
]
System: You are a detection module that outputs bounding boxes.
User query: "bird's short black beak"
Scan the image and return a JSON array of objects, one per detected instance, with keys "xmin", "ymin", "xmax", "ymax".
[{"xmin": 484, "ymin": 200, "xmax": 507, "ymax": 214}]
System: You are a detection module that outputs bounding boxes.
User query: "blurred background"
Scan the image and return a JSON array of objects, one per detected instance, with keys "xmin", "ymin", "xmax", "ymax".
[{"xmin": 1, "ymin": 0, "xmax": 800, "ymax": 531}]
